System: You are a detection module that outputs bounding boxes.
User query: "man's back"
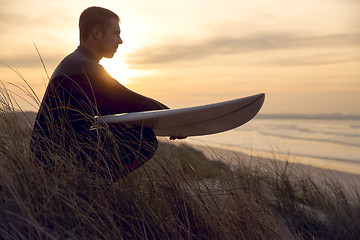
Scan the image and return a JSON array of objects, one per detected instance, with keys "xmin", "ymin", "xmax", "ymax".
[{"xmin": 32, "ymin": 47, "xmax": 103, "ymax": 146}]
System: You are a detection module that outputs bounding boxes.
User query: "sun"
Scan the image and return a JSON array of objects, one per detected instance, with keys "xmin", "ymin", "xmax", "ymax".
[{"xmin": 100, "ymin": 56, "xmax": 152, "ymax": 85}]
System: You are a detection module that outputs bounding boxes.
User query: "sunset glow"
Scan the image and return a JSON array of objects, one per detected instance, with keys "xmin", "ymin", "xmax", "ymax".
[
  {"xmin": 100, "ymin": 55, "xmax": 154, "ymax": 85},
  {"xmin": 0, "ymin": 0, "xmax": 359, "ymax": 114}
]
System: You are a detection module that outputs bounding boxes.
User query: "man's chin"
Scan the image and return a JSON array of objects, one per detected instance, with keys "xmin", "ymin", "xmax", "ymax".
[{"xmin": 104, "ymin": 52, "xmax": 115, "ymax": 59}]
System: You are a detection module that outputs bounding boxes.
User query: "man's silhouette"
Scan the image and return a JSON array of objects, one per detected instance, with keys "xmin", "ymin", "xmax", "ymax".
[{"xmin": 30, "ymin": 7, "xmax": 181, "ymax": 181}]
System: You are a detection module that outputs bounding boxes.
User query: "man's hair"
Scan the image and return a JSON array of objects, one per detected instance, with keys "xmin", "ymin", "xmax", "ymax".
[{"xmin": 79, "ymin": 6, "xmax": 120, "ymax": 40}]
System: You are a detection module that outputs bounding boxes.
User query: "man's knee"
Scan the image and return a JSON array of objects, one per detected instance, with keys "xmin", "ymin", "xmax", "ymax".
[
  {"xmin": 104, "ymin": 127, "xmax": 158, "ymax": 179},
  {"xmin": 139, "ymin": 127, "xmax": 158, "ymax": 157}
]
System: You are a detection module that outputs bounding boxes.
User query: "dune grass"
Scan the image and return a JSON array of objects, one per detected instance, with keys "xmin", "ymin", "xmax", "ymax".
[
  {"xmin": 0, "ymin": 113, "xmax": 288, "ymax": 239},
  {"xmin": 0, "ymin": 76, "xmax": 359, "ymax": 239},
  {"xmin": 232, "ymin": 154, "xmax": 360, "ymax": 239}
]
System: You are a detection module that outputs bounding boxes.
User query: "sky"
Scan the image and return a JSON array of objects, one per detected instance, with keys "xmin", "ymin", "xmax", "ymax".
[{"xmin": 0, "ymin": 0, "xmax": 359, "ymax": 114}]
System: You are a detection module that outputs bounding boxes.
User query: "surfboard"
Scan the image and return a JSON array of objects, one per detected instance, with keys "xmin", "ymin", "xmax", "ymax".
[{"xmin": 96, "ymin": 93, "xmax": 265, "ymax": 137}]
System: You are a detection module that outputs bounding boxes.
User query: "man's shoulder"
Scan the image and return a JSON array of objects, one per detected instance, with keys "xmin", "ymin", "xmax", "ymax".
[{"xmin": 51, "ymin": 48, "xmax": 101, "ymax": 79}]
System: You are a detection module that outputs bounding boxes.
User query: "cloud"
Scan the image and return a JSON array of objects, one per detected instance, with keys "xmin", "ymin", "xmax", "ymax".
[
  {"xmin": 269, "ymin": 52, "xmax": 360, "ymax": 67},
  {"xmin": 126, "ymin": 33, "xmax": 360, "ymax": 66},
  {"xmin": 0, "ymin": 54, "xmax": 61, "ymax": 68},
  {"xmin": 0, "ymin": 0, "xmax": 75, "ymax": 38},
  {"xmin": 0, "ymin": 1, "xmax": 30, "ymax": 35}
]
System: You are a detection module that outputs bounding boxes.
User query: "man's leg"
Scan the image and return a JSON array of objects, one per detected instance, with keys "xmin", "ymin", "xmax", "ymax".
[
  {"xmin": 115, "ymin": 126, "xmax": 158, "ymax": 173},
  {"xmin": 94, "ymin": 126, "xmax": 158, "ymax": 180}
]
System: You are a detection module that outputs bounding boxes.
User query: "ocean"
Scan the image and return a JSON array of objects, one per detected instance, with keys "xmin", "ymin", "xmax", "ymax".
[{"xmin": 188, "ymin": 116, "xmax": 360, "ymax": 175}]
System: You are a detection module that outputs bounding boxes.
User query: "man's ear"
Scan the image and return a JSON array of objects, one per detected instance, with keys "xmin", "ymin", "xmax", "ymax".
[{"xmin": 91, "ymin": 26, "xmax": 103, "ymax": 41}]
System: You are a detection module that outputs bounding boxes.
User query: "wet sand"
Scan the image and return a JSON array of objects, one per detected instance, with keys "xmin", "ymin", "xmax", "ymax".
[{"xmin": 181, "ymin": 140, "xmax": 360, "ymax": 188}]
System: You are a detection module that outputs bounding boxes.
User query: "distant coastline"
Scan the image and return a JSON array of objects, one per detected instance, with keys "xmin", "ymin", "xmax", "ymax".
[{"xmin": 257, "ymin": 113, "xmax": 360, "ymax": 120}]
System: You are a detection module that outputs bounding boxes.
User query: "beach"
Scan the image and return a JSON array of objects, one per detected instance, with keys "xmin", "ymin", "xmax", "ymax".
[
  {"xmin": 185, "ymin": 141, "xmax": 360, "ymax": 188},
  {"xmin": 185, "ymin": 117, "xmax": 360, "ymax": 175},
  {"xmin": 159, "ymin": 116, "xmax": 360, "ymax": 189}
]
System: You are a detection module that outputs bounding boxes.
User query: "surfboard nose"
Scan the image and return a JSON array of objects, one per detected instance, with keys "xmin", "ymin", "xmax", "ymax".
[
  {"xmin": 254, "ymin": 93, "xmax": 265, "ymax": 115},
  {"xmin": 258, "ymin": 93, "xmax": 265, "ymax": 104},
  {"xmin": 254, "ymin": 93, "xmax": 265, "ymax": 110},
  {"xmin": 257, "ymin": 93, "xmax": 265, "ymax": 100}
]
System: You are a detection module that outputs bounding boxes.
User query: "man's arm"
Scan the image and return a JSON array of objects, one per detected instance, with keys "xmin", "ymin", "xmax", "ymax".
[
  {"xmin": 84, "ymin": 65, "xmax": 169, "ymax": 114},
  {"xmin": 80, "ymin": 65, "xmax": 187, "ymax": 140}
]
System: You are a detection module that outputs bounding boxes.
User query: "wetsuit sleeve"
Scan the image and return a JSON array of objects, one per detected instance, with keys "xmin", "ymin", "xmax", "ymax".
[{"xmin": 80, "ymin": 64, "xmax": 169, "ymax": 115}]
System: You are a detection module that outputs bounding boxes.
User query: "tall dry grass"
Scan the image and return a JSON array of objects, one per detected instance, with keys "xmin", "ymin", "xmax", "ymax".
[
  {"xmin": 1, "ymin": 65, "xmax": 359, "ymax": 239},
  {"xmin": 0, "ymin": 71, "xmax": 291, "ymax": 239}
]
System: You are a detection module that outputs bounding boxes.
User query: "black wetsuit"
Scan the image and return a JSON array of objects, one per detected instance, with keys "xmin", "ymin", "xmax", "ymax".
[{"xmin": 30, "ymin": 46, "xmax": 167, "ymax": 180}]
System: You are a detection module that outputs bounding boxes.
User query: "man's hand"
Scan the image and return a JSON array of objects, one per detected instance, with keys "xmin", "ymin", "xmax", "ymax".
[{"xmin": 169, "ymin": 136, "xmax": 188, "ymax": 140}]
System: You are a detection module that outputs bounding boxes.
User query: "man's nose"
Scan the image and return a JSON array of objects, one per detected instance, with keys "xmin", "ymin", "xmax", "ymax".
[{"xmin": 118, "ymin": 37, "xmax": 123, "ymax": 44}]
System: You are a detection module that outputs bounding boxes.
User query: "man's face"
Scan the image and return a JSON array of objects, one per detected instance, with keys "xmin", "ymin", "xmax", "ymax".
[{"xmin": 99, "ymin": 18, "xmax": 123, "ymax": 58}]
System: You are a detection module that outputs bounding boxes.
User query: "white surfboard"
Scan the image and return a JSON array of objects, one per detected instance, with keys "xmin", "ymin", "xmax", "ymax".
[{"xmin": 96, "ymin": 93, "xmax": 265, "ymax": 137}]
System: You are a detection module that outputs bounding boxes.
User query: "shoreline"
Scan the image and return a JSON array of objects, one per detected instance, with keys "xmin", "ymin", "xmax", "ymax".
[
  {"xmin": 187, "ymin": 139, "xmax": 360, "ymax": 174},
  {"xmin": 162, "ymin": 139, "xmax": 360, "ymax": 187}
]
